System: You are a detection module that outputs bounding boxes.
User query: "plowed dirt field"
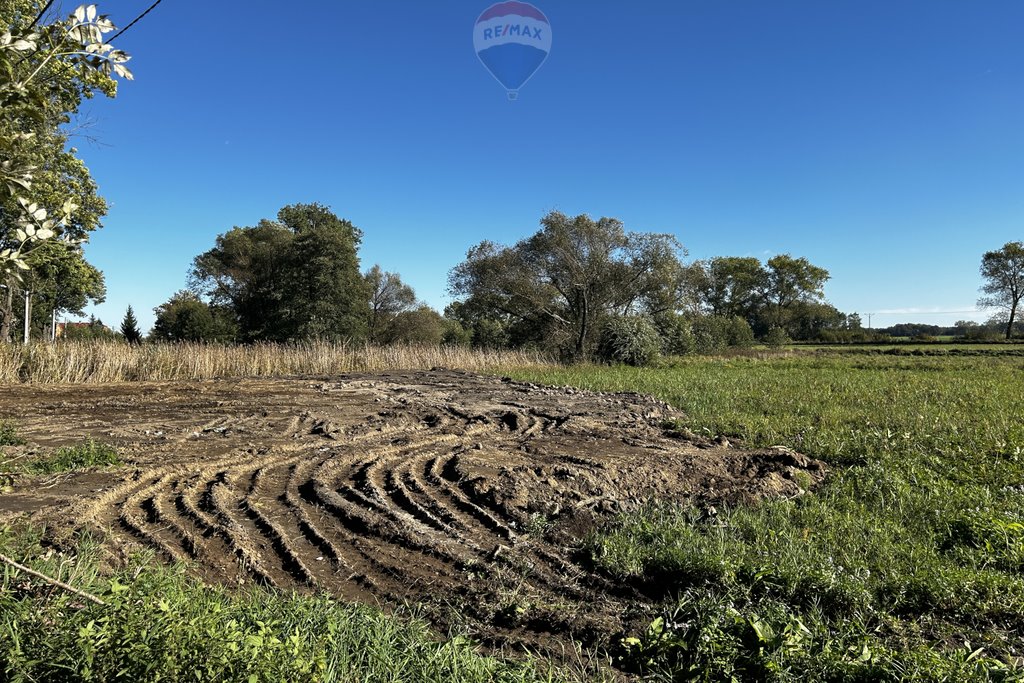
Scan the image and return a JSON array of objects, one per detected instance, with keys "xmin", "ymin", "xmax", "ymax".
[{"xmin": 0, "ymin": 370, "xmax": 824, "ymax": 653}]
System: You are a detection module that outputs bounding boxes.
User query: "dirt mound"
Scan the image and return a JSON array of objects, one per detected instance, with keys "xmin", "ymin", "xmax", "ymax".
[{"xmin": 0, "ymin": 370, "xmax": 824, "ymax": 652}]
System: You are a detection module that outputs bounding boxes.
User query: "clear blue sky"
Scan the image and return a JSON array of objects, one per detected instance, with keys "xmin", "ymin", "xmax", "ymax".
[{"xmin": 69, "ymin": 0, "xmax": 1023, "ymax": 332}]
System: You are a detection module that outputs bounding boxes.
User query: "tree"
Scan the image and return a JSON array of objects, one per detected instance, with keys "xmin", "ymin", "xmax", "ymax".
[
  {"xmin": 1, "ymin": 1, "xmax": 131, "ymax": 276},
  {"xmin": 151, "ymin": 291, "xmax": 236, "ymax": 343},
  {"xmin": 190, "ymin": 204, "xmax": 367, "ymax": 342},
  {"xmin": 978, "ymin": 242, "xmax": 1024, "ymax": 340},
  {"xmin": 119, "ymin": 305, "xmax": 141, "ymax": 344},
  {"xmin": 699, "ymin": 256, "xmax": 767, "ymax": 320},
  {"xmin": 763, "ymin": 255, "xmax": 830, "ymax": 336},
  {"xmin": 364, "ymin": 265, "xmax": 416, "ymax": 343},
  {"xmin": 449, "ymin": 211, "xmax": 687, "ymax": 359},
  {"xmin": 6, "ymin": 240, "xmax": 106, "ymax": 341},
  {"xmin": 2, "ymin": 1, "xmax": 134, "ymax": 340},
  {"xmin": 380, "ymin": 305, "xmax": 446, "ymax": 345}
]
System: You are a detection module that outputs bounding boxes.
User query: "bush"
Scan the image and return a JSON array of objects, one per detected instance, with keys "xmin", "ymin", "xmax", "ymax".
[
  {"xmin": 381, "ymin": 306, "xmax": 445, "ymax": 345},
  {"xmin": 598, "ymin": 315, "xmax": 661, "ymax": 366},
  {"xmin": 692, "ymin": 316, "xmax": 731, "ymax": 354},
  {"xmin": 726, "ymin": 316, "xmax": 755, "ymax": 347},
  {"xmin": 442, "ymin": 318, "xmax": 472, "ymax": 346},
  {"xmin": 764, "ymin": 326, "xmax": 791, "ymax": 347},
  {"xmin": 653, "ymin": 313, "xmax": 696, "ymax": 356}
]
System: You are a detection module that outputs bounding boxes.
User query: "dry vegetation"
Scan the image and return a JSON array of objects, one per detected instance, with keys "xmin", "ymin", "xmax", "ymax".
[{"xmin": 0, "ymin": 341, "xmax": 548, "ymax": 383}]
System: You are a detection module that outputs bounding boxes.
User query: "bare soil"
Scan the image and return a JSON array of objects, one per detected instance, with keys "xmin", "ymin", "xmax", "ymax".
[{"xmin": 0, "ymin": 370, "xmax": 824, "ymax": 654}]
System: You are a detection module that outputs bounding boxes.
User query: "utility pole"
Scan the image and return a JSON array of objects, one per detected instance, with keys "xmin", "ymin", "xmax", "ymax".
[
  {"xmin": 867, "ymin": 313, "xmax": 873, "ymax": 330},
  {"xmin": 23, "ymin": 290, "xmax": 30, "ymax": 345}
]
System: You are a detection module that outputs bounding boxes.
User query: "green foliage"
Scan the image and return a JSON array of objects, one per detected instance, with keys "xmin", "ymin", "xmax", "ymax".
[
  {"xmin": 23, "ymin": 439, "xmax": 120, "ymax": 474},
  {"xmin": 365, "ymin": 264, "xmax": 417, "ymax": 343},
  {"xmin": 448, "ymin": 212, "xmax": 688, "ymax": 359},
  {"xmin": 765, "ymin": 325, "xmax": 792, "ymax": 347},
  {"xmin": 190, "ymin": 204, "xmax": 366, "ymax": 343},
  {"xmin": 726, "ymin": 315, "xmax": 755, "ymax": 347},
  {"xmin": 441, "ymin": 317, "xmax": 472, "ymax": 346},
  {"xmin": 653, "ymin": 312, "xmax": 696, "ymax": 356},
  {"xmin": 61, "ymin": 315, "xmax": 118, "ymax": 341},
  {"xmin": 381, "ymin": 305, "xmax": 446, "ymax": 345},
  {"xmin": 1, "ymin": 1, "xmax": 129, "ymax": 277},
  {"xmin": 597, "ymin": 315, "xmax": 661, "ymax": 366},
  {"xmin": 0, "ymin": 421, "xmax": 25, "ymax": 446},
  {"xmin": 978, "ymin": 242, "xmax": 1024, "ymax": 340},
  {"xmin": 509, "ymin": 354, "xmax": 1024, "ymax": 680},
  {"xmin": 691, "ymin": 315, "xmax": 731, "ymax": 354},
  {"xmin": 0, "ymin": 529, "xmax": 570, "ymax": 683},
  {"xmin": 151, "ymin": 291, "xmax": 236, "ymax": 343},
  {"xmin": 119, "ymin": 305, "xmax": 141, "ymax": 345}
]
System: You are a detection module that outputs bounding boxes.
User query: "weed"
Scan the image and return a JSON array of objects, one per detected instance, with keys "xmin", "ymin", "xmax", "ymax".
[
  {"xmin": 25, "ymin": 440, "xmax": 122, "ymax": 474},
  {"xmin": 0, "ymin": 421, "xmax": 24, "ymax": 446},
  {"xmin": 0, "ymin": 525, "xmax": 577, "ymax": 683}
]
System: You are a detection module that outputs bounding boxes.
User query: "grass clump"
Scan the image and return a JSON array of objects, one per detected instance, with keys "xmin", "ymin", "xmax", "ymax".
[
  {"xmin": 23, "ymin": 439, "xmax": 122, "ymax": 474},
  {"xmin": 0, "ymin": 421, "xmax": 24, "ymax": 447},
  {"xmin": 0, "ymin": 526, "xmax": 570, "ymax": 683},
  {"xmin": 509, "ymin": 355, "xmax": 1024, "ymax": 680}
]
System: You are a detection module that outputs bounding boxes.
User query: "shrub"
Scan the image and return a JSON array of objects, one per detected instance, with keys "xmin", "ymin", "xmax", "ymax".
[
  {"xmin": 0, "ymin": 422, "xmax": 24, "ymax": 447},
  {"xmin": 764, "ymin": 326, "xmax": 791, "ymax": 348},
  {"xmin": 598, "ymin": 315, "xmax": 661, "ymax": 366},
  {"xmin": 692, "ymin": 316, "xmax": 731, "ymax": 354},
  {"xmin": 726, "ymin": 316, "xmax": 755, "ymax": 347},
  {"xmin": 653, "ymin": 313, "xmax": 696, "ymax": 356}
]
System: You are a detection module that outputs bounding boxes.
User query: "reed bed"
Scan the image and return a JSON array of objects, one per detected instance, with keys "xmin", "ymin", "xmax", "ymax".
[{"xmin": 0, "ymin": 341, "xmax": 551, "ymax": 384}]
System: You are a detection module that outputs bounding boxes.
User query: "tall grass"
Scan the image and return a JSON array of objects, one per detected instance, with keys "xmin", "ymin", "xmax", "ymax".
[
  {"xmin": 0, "ymin": 527, "xmax": 574, "ymax": 683},
  {"xmin": 0, "ymin": 341, "xmax": 550, "ymax": 384}
]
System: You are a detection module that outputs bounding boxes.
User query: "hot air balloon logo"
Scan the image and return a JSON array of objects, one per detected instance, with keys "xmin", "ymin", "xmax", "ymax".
[{"xmin": 473, "ymin": 2, "xmax": 551, "ymax": 100}]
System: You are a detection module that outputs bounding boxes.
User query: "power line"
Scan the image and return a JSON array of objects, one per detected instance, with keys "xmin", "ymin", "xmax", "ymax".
[
  {"xmin": 27, "ymin": 0, "xmax": 56, "ymax": 30},
  {"xmin": 867, "ymin": 310, "xmax": 981, "ymax": 316},
  {"xmin": 110, "ymin": 0, "xmax": 165, "ymax": 41}
]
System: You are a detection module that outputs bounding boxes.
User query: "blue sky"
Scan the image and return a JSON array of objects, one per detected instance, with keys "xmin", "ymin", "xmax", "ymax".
[{"xmin": 68, "ymin": 0, "xmax": 1024, "ymax": 332}]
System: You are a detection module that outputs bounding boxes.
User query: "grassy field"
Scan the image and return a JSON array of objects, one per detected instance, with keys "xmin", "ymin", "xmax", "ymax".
[
  {"xmin": 4, "ymin": 351, "xmax": 1024, "ymax": 680},
  {"xmin": 506, "ymin": 354, "xmax": 1024, "ymax": 680}
]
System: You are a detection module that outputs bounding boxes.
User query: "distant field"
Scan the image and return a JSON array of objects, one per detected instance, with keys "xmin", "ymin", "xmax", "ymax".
[
  {"xmin": 509, "ymin": 355, "xmax": 1024, "ymax": 680},
  {"xmin": 793, "ymin": 341, "xmax": 1024, "ymax": 353}
]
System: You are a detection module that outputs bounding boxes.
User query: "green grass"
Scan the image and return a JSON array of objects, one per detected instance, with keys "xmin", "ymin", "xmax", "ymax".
[
  {"xmin": 0, "ymin": 421, "xmax": 25, "ymax": 447},
  {"xmin": 507, "ymin": 355, "xmax": 1024, "ymax": 681},
  {"xmin": 21, "ymin": 439, "xmax": 122, "ymax": 474},
  {"xmin": 0, "ymin": 526, "xmax": 575, "ymax": 683},
  {"xmin": 2, "ymin": 438, "xmax": 123, "ymax": 476}
]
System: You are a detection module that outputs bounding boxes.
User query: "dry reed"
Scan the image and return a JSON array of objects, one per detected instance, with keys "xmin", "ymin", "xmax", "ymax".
[{"xmin": 0, "ymin": 341, "xmax": 551, "ymax": 384}]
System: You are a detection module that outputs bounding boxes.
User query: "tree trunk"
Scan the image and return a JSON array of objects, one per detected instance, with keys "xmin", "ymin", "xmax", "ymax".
[
  {"xmin": 1007, "ymin": 303, "xmax": 1018, "ymax": 340},
  {"xmin": 575, "ymin": 292, "xmax": 588, "ymax": 360},
  {"xmin": 25, "ymin": 288, "xmax": 33, "ymax": 344}
]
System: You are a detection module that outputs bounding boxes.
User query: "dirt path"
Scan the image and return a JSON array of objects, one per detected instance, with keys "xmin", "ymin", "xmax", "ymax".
[{"xmin": 0, "ymin": 370, "xmax": 824, "ymax": 653}]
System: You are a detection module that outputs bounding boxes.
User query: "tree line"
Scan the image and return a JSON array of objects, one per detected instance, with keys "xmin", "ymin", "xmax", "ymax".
[
  {"xmin": 4, "ymin": 4, "xmax": 1021, "ymax": 354},
  {"xmin": 133, "ymin": 208, "xmax": 853, "ymax": 364},
  {"xmin": 16, "ymin": 201, "xmax": 1022, "ymax": 361}
]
